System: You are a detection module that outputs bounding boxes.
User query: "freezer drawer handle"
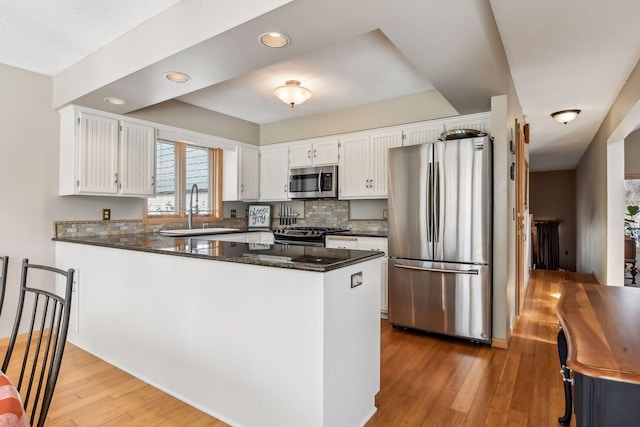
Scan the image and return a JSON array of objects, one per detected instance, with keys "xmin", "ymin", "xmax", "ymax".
[{"xmin": 394, "ymin": 264, "xmax": 479, "ymax": 275}]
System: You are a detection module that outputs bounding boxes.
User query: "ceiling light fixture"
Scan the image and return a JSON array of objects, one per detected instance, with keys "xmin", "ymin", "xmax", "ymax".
[
  {"xmin": 164, "ymin": 72, "xmax": 191, "ymax": 83},
  {"xmin": 551, "ymin": 109, "xmax": 581, "ymax": 125},
  {"xmin": 274, "ymin": 80, "xmax": 312, "ymax": 108},
  {"xmin": 259, "ymin": 32, "xmax": 290, "ymax": 48},
  {"xmin": 104, "ymin": 97, "xmax": 127, "ymax": 105}
]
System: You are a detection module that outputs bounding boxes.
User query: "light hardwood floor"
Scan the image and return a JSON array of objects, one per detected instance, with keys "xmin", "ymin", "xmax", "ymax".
[{"xmin": 33, "ymin": 270, "xmax": 595, "ymax": 426}]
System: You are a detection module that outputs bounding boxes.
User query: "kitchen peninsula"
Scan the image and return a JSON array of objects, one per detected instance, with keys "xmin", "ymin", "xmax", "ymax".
[{"xmin": 54, "ymin": 233, "xmax": 383, "ymax": 427}]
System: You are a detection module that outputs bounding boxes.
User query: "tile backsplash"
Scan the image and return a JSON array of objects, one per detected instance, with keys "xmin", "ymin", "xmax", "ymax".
[{"xmin": 54, "ymin": 200, "xmax": 387, "ymax": 238}]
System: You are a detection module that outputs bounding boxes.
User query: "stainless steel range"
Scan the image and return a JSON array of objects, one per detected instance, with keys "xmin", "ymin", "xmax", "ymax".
[{"xmin": 273, "ymin": 227, "xmax": 348, "ymax": 247}]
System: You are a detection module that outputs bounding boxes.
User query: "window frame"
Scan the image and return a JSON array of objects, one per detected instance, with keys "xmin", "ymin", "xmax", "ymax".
[{"xmin": 143, "ymin": 140, "xmax": 222, "ymax": 225}]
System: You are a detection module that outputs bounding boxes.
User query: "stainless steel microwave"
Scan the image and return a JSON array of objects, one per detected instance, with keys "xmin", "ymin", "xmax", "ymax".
[{"xmin": 288, "ymin": 165, "xmax": 338, "ymax": 199}]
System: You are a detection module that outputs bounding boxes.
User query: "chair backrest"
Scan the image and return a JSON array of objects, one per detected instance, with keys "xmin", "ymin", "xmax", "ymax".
[
  {"xmin": 0, "ymin": 256, "xmax": 7, "ymax": 319},
  {"xmin": 1, "ymin": 259, "xmax": 74, "ymax": 427}
]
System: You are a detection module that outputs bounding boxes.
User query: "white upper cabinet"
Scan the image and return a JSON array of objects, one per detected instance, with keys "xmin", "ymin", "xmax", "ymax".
[
  {"xmin": 339, "ymin": 130, "xmax": 402, "ymax": 199},
  {"xmin": 289, "ymin": 137, "xmax": 339, "ymax": 168},
  {"xmin": 259, "ymin": 145, "xmax": 289, "ymax": 201},
  {"xmin": 239, "ymin": 146, "xmax": 259, "ymax": 201},
  {"xmin": 402, "ymin": 122, "xmax": 445, "ymax": 146},
  {"xmin": 59, "ymin": 106, "xmax": 156, "ymax": 197},
  {"xmin": 223, "ymin": 145, "xmax": 259, "ymax": 201},
  {"xmin": 119, "ymin": 122, "xmax": 156, "ymax": 196}
]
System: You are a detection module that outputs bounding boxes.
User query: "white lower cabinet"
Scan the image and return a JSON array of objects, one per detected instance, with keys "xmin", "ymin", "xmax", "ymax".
[{"xmin": 326, "ymin": 235, "xmax": 388, "ymax": 317}]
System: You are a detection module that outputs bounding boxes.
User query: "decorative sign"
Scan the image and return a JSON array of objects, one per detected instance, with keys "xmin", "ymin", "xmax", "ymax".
[{"xmin": 248, "ymin": 205, "xmax": 271, "ymax": 229}]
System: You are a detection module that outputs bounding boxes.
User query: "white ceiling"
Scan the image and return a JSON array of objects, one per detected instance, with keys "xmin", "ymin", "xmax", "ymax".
[{"xmin": 2, "ymin": 0, "xmax": 640, "ymax": 171}]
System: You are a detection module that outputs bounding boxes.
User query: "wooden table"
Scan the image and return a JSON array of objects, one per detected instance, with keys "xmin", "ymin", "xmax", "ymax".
[{"xmin": 556, "ymin": 283, "xmax": 640, "ymax": 426}]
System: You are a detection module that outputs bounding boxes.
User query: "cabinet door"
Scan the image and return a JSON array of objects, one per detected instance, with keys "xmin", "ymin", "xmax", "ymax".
[
  {"xmin": 403, "ymin": 122, "xmax": 445, "ymax": 146},
  {"xmin": 325, "ymin": 236, "xmax": 358, "ymax": 249},
  {"xmin": 369, "ymin": 130, "xmax": 402, "ymax": 197},
  {"xmin": 120, "ymin": 121, "xmax": 156, "ymax": 196},
  {"xmin": 289, "ymin": 142, "xmax": 313, "ymax": 168},
  {"xmin": 77, "ymin": 113, "xmax": 119, "ymax": 194},
  {"xmin": 260, "ymin": 146, "xmax": 289, "ymax": 200},
  {"xmin": 312, "ymin": 137, "xmax": 339, "ymax": 165},
  {"xmin": 239, "ymin": 146, "xmax": 259, "ymax": 200},
  {"xmin": 338, "ymin": 134, "xmax": 370, "ymax": 198}
]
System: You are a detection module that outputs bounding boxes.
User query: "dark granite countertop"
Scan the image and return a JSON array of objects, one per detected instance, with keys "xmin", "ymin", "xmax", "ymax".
[
  {"xmin": 53, "ymin": 234, "xmax": 383, "ymax": 272},
  {"xmin": 326, "ymin": 230, "xmax": 388, "ymax": 238}
]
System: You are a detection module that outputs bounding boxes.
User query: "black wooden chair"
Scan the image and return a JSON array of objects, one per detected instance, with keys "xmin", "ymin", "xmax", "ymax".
[
  {"xmin": 0, "ymin": 256, "xmax": 7, "ymax": 318},
  {"xmin": 1, "ymin": 259, "xmax": 74, "ymax": 427}
]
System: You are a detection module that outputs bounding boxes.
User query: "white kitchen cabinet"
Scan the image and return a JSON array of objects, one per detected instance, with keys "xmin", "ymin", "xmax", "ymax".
[
  {"xmin": 200, "ymin": 231, "xmax": 273, "ymax": 244},
  {"xmin": 338, "ymin": 130, "xmax": 402, "ymax": 199},
  {"xmin": 289, "ymin": 137, "xmax": 339, "ymax": 168},
  {"xmin": 325, "ymin": 235, "xmax": 389, "ymax": 317},
  {"xmin": 325, "ymin": 235, "xmax": 359, "ymax": 249},
  {"xmin": 119, "ymin": 121, "xmax": 156, "ymax": 196},
  {"xmin": 223, "ymin": 146, "xmax": 259, "ymax": 201},
  {"xmin": 402, "ymin": 122, "xmax": 445, "ymax": 146},
  {"xmin": 59, "ymin": 106, "xmax": 156, "ymax": 197},
  {"xmin": 259, "ymin": 145, "xmax": 289, "ymax": 201}
]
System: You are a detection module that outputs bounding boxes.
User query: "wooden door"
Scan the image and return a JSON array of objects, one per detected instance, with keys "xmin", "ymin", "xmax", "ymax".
[{"xmin": 515, "ymin": 119, "xmax": 528, "ymax": 315}]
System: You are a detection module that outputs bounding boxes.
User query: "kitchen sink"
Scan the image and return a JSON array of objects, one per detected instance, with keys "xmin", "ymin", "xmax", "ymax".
[{"xmin": 159, "ymin": 228, "xmax": 240, "ymax": 236}]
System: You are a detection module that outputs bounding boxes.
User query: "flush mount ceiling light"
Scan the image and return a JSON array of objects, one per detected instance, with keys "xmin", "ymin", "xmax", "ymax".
[
  {"xmin": 551, "ymin": 109, "xmax": 581, "ymax": 124},
  {"xmin": 164, "ymin": 71, "xmax": 191, "ymax": 83},
  {"xmin": 274, "ymin": 80, "xmax": 312, "ymax": 108},
  {"xmin": 104, "ymin": 97, "xmax": 127, "ymax": 105},
  {"xmin": 259, "ymin": 32, "xmax": 290, "ymax": 48}
]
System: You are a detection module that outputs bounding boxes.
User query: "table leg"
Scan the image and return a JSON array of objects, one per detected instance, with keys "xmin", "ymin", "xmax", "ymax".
[
  {"xmin": 557, "ymin": 328, "xmax": 572, "ymax": 426},
  {"xmin": 631, "ymin": 262, "xmax": 637, "ymax": 284}
]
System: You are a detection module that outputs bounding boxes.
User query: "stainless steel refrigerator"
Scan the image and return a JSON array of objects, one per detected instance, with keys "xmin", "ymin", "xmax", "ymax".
[{"xmin": 387, "ymin": 135, "xmax": 492, "ymax": 343}]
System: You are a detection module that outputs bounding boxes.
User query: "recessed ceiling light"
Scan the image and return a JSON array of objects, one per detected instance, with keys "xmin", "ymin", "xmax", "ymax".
[
  {"xmin": 164, "ymin": 72, "xmax": 191, "ymax": 83},
  {"xmin": 259, "ymin": 32, "xmax": 290, "ymax": 48},
  {"xmin": 104, "ymin": 97, "xmax": 127, "ymax": 105}
]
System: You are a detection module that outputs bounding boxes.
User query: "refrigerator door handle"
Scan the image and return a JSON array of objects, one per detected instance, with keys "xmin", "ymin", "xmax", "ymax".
[
  {"xmin": 394, "ymin": 264, "xmax": 479, "ymax": 275},
  {"xmin": 427, "ymin": 162, "xmax": 433, "ymax": 242},
  {"xmin": 434, "ymin": 161, "xmax": 440, "ymax": 242}
]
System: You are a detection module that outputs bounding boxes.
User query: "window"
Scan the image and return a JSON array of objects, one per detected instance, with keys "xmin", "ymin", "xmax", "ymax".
[{"xmin": 144, "ymin": 139, "xmax": 222, "ymax": 224}]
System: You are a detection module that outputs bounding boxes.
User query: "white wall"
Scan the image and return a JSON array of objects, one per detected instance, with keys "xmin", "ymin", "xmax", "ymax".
[{"xmin": 0, "ymin": 64, "xmax": 142, "ymax": 337}]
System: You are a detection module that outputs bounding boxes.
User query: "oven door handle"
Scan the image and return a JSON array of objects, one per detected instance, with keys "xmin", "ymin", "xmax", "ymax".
[{"xmin": 394, "ymin": 264, "xmax": 479, "ymax": 275}]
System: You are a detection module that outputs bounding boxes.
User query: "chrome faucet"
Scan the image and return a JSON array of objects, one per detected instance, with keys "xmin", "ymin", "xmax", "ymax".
[{"xmin": 188, "ymin": 183, "xmax": 199, "ymax": 229}]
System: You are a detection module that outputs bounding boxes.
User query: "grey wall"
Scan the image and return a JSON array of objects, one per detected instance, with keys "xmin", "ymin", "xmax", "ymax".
[
  {"xmin": 576, "ymin": 58, "xmax": 640, "ymax": 284},
  {"xmin": 529, "ymin": 170, "xmax": 577, "ymax": 271},
  {"xmin": 625, "ymin": 129, "xmax": 640, "ymax": 175}
]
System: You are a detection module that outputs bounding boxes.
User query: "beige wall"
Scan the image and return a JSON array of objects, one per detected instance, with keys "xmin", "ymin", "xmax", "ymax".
[
  {"xmin": 529, "ymin": 170, "xmax": 577, "ymax": 271},
  {"xmin": 576, "ymin": 59, "xmax": 640, "ymax": 284},
  {"xmin": 260, "ymin": 90, "xmax": 458, "ymax": 144},
  {"xmin": 128, "ymin": 100, "xmax": 260, "ymax": 145},
  {"xmin": 0, "ymin": 64, "xmax": 143, "ymax": 337},
  {"xmin": 625, "ymin": 129, "xmax": 640, "ymax": 175}
]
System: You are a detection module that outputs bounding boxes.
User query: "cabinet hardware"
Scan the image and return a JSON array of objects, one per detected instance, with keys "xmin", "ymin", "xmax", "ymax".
[
  {"xmin": 308, "ymin": 150, "xmax": 311, "ymax": 158},
  {"xmin": 114, "ymin": 173, "xmax": 118, "ymax": 184},
  {"xmin": 151, "ymin": 176, "xmax": 155, "ymax": 186},
  {"xmin": 313, "ymin": 149, "xmax": 317, "ymax": 158}
]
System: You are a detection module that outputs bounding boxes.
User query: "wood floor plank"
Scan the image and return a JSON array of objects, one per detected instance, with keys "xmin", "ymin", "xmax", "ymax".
[{"xmin": 13, "ymin": 269, "xmax": 587, "ymax": 426}]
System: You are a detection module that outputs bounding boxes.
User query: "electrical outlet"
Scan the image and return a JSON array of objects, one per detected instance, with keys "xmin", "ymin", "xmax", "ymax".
[
  {"xmin": 351, "ymin": 272, "xmax": 363, "ymax": 288},
  {"xmin": 102, "ymin": 209, "xmax": 111, "ymax": 221},
  {"xmin": 383, "ymin": 209, "xmax": 388, "ymax": 219},
  {"xmin": 230, "ymin": 209, "xmax": 237, "ymax": 218}
]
